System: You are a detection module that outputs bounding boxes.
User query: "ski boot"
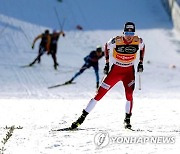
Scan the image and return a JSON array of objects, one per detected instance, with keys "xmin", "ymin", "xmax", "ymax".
[
  {"xmin": 37, "ymin": 58, "xmax": 41, "ymax": 64},
  {"xmin": 54, "ymin": 64, "xmax": 57, "ymax": 70},
  {"xmin": 65, "ymin": 79, "xmax": 73, "ymax": 84},
  {"xmin": 124, "ymin": 113, "xmax": 132, "ymax": 129},
  {"xmin": 29, "ymin": 62, "xmax": 35, "ymax": 67},
  {"xmin": 54, "ymin": 63, "xmax": 59, "ymax": 70},
  {"xmin": 71, "ymin": 109, "xmax": 89, "ymax": 129}
]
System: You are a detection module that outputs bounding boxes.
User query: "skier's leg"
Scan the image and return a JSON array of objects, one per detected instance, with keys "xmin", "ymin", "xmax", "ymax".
[
  {"xmin": 70, "ymin": 65, "xmax": 121, "ymax": 129},
  {"xmin": 94, "ymin": 68, "xmax": 119, "ymax": 101},
  {"xmin": 69, "ymin": 63, "xmax": 90, "ymax": 82},
  {"xmin": 30, "ymin": 52, "xmax": 44, "ymax": 66},
  {"xmin": 123, "ymin": 68, "xmax": 135, "ymax": 114},
  {"xmin": 29, "ymin": 51, "xmax": 44, "ymax": 66},
  {"xmin": 122, "ymin": 67, "xmax": 135, "ymax": 128},
  {"xmin": 87, "ymin": 65, "xmax": 122, "ymax": 112},
  {"xmin": 83, "ymin": 74, "xmax": 118, "ymax": 115},
  {"xmin": 37, "ymin": 47, "xmax": 43, "ymax": 63},
  {"xmin": 51, "ymin": 49, "xmax": 58, "ymax": 69}
]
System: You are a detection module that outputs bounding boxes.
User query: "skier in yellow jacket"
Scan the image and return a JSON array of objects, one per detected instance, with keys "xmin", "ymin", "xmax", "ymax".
[{"xmin": 29, "ymin": 29, "xmax": 51, "ymax": 66}]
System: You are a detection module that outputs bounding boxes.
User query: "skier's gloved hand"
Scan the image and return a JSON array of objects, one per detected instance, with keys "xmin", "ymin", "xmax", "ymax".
[
  {"xmin": 137, "ymin": 62, "xmax": 143, "ymax": 72},
  {"xmin": 104, "ymin": 63, "xmax": 109, "ymax": 75},
  {"xmin": 32, "ymin": 44, "xmax": 34, "ymax": 49},
  {"xmin": 60, "ymin": 31, "xmax": 65, "ymax": 37},
  {"xmin": 84, "ymin": 56, "xmax": 89, "ymax": 62}
]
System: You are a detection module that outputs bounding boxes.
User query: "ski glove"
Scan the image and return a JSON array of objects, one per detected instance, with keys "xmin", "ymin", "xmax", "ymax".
[
  {"xmin": 137, "ymin": 62, "xmax": 143, "ymax": 72},
  {"xmin": 104, "ymin": 63, "xmax": 109, "ymax": 75},
  {"xmin": 32, "ymin": 44, "xmax": 34, "ymax": 49}
]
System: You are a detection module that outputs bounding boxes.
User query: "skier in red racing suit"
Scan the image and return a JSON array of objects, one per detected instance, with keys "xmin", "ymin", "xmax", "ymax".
[{"xmin": 70, "ymin": 22, "xmax": 145, "ymax": 129}]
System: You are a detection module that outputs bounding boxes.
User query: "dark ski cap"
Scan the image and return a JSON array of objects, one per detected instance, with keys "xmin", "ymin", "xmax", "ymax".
[
  {"xmin": 45, "ymin": 29, "xmax": 49, "ymax": 34},
  {"xmin": 124, "ymin": 22, "xmax": 135, "ymax": 32},
  {"xmin": 96, "ymin": 46, "xmax": 102, "ymax": 52}
]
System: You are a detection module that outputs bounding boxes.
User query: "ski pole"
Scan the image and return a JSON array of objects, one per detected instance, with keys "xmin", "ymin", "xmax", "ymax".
[
  {"xmin": 138, "ymin": 73, "xmax": 141, "ymax": 90},
  {"xmin": 0, "ymin": 24, "xmax": 8, "ymax": 38},
  {"xmin": 19, "ymin": 26, "xmax": 32, "ymax": 46},
  {"xmin": 61, "ymin": 17, "xmax": 66, "ymax": 30},
  {"xmin": 54, "ymin": 6, "xmax": 66, "ymax": 31}
]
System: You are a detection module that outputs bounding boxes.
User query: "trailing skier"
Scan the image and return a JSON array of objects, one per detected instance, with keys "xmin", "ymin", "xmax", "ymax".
[{"xmin": 65, "ymin": 46, "xmax": 104, "ymax": 89}]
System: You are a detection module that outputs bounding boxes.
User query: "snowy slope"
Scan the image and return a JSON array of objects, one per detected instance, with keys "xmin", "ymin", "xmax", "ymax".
[
  {"xmin": 0, "ymin": 0, "xmax": 180, "ymax": 154},
  {"xmin": 0, "ymin": 0, "xmax": 172, "ymax": 30}
]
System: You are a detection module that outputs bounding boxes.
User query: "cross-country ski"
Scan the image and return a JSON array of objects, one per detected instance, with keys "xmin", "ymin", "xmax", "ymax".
[
  {"xmin": 48, "ymin": 81, "xmax": 76, "ymax": 89},
  {"xmin": 20, "ymin": 64, "xmax": 32, "ymax": 68}
]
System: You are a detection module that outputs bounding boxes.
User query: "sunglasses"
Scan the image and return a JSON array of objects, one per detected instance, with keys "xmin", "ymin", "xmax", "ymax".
[{"xmin": 124, "ymin": 32, "xmax": 135, "ymax": 36}]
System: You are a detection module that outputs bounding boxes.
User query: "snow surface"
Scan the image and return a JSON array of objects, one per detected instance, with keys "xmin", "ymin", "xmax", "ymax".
[{"xmin": 0, "ymin": 0, "xmax": 180, "ymax": 153}]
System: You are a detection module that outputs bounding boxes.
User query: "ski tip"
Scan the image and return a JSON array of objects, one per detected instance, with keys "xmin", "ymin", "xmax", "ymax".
[
  {"xmin": 52, "ymin": 127, "xmax": 77, "ymax": 131},
  {"xmin": 20, "ymin": 64, "xmax": 32, "ymax": 68},
  {"xmin": 126, "ymin": 128, "xmax": 135, "ymax": 131},
  {"xmin": 20, "ymin": 65, "xmax": 29, "ymax": 68},
  {"xmin": 48, "ymin": 82, "xmax": 76, "ymax": 89}
]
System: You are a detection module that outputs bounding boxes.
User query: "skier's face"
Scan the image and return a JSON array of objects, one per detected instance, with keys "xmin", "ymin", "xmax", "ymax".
[
  {"xmin": 96, "ymin": 51, "xmax": 102, "ymax": 57},
  {"xmin": 124, "ymin": 31, "xmax": 134, "ymax": 42}
]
